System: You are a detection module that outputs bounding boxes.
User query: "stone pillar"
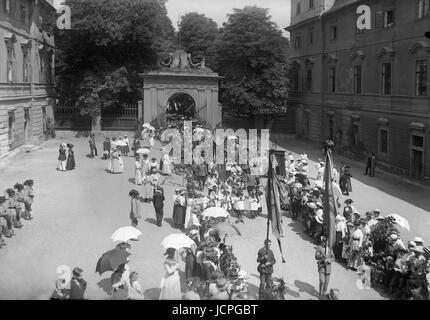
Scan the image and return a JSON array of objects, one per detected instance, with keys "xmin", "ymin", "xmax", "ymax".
[
  {"xmin": 205, "ymin": 89, "xmax": 211, "ymax": 126},
  {"xmin": 138, "ymin": 100, "xmax": 143, "ymax": 120},
  {"xmin": 151, "ymin": 88, "xmax": 157, "ymax": 121},
  {"xmin": 143, "ymin": 88, "xmax": 151, "ymax": 123}
]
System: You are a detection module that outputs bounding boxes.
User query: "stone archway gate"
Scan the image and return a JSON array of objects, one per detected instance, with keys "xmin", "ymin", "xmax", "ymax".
[{"xmin": 140, "ymin": 50, "xmax": 222, "ymax": 128}]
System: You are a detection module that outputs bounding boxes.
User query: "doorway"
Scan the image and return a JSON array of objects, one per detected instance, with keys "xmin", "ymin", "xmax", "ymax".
[{"xmin": 166, "ymin": 92, "xmax": 196, "ymax": 121}]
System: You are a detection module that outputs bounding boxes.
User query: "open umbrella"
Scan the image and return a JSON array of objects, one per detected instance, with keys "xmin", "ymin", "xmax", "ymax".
[
  {"xmin": 136, "ymin": 148, "xmax": 150, "ymax": 155},
  {"xmin": 201, "ymin": 207, "xmax": 230, "ymax": 219},
  {"xmin": 160, "ymin": 233, "xmax": 195, "ymax": 250},
  {"xmin": 214, "ymin": 222, "xmax": 241, "ymax": 236},
  {"xmin": 147, "ymin": 125, "xmax": 155, "ymax": 131},
  {"xmin": 110, "ymin": 226, "xmax": 142, "ymax": 243},
  {"xmin": 96, "ymin": 248, "xmax": 131, "ymax": 275},
  {"xmin": 142, "ymin": 123, "xmax": 151, "ymax": 128},
  {"xmin": 386, "ymin": 214, "xmax": 410, "ymax": 231},
  {"xmin": 112, "ymin": 140, "xmax": 127, "ymax": 147}
]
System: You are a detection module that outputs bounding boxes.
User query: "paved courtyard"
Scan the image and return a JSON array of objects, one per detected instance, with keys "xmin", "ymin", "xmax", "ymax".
[{"xmin": 0, "ymin": 134, "xmax": 428, "ymax": 300}]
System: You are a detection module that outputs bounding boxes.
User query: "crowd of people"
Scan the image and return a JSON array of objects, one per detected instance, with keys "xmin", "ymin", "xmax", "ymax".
[
  {"xmin": 0, "ymin": 180, "xmax": 35, "ymax": 248},
  {"xmin": 283, "ymin": 152, "xmax": 430, "ymax": 300}
]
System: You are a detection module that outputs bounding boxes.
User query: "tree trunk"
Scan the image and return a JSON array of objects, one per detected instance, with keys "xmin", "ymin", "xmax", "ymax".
[{"xmin": 92, "ymin": 112, "xmax": 101, "ymax": 132}]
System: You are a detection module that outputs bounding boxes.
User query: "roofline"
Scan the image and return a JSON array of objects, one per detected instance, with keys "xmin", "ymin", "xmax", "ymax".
[
  {"xmin": 285, "ymin": 15, "xmax": 321, "ymax": 32},
  {"xmin": 40, "ymin": 0, "xmax": 56, "ymax": 10}
]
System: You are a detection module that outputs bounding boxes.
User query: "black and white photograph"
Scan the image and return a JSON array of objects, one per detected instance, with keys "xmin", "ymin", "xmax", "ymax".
[{"xmin": 0, "ymin": 0, "xmax": 429, "ymax": 306}]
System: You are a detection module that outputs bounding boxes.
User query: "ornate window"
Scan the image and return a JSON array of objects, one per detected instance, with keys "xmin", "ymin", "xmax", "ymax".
[
  {"xmin": 354, "ymin": 65, "xmax": 362, "ymax": 94},
  {"xmin": 415, "ymin": 60, "xmax": 428, "ymax": 96},
  {"xmin": 329, "ymin": 67, "xmax": 336, "ymax": 92},
  {"xmin": 381, "ymin": 62, "xmax": 391, "ymax": 95},
  {"xmin": 418, "ymin": 0, "xmax": 430, "ymax": 19}
]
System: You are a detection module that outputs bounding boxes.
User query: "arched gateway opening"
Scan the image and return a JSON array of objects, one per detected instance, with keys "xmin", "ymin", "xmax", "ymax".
[{"xmin": 166, "ymin": 92, "xmax": 196, "ymax": 120}]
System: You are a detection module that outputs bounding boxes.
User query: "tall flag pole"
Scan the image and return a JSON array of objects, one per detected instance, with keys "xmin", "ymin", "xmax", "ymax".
[
  {"xmin": 266, "ymin": 150, "xmax": 286, "ymax": 263},
  {"xmin": 323, "ymin": 149, "xmax": 337, "ymax": 251}
]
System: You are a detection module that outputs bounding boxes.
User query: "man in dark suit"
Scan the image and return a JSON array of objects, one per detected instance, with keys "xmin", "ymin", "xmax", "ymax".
[
  {"xmin": 152, "ymin": 185, "xmax": 165, "ymax": 227},
  {"xmin": 257, "ymin": 239, "xmax": 276, "ymax": 300}
]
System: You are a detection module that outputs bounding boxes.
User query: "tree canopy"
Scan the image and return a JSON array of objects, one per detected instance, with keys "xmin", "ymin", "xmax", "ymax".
[
  {"xmin": 178, "ymin": 12, "xmax": 219, "ymax": 66},
  {"xmin": 56, "ymin": 0, "xmax": 175, "ymax": 117},
  {"xmin": 212, "ymin": 6, "xmax": 290, "ymax": 116}
]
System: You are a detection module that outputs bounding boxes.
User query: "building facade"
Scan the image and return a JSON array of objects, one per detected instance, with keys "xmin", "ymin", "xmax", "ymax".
[
  {"xmin": 287, "ymin": 0, "xmax": 430, "ymax": 181},
  {"xmin": 0, "ymin": 0, "xmax": 55, "ymax": 156}
]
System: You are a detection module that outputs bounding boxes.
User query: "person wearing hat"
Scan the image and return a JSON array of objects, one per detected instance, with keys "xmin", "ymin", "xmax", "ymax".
[
  {"xmin": 340, "ymin": 164, "xmax": 352, "ymax": 195},
  {"xmin": 334, "ymin": 214, "xmax": 347, "ymax": 260},
  {"xmin": 57, "ymin": 143, "xmax": 67, "ymax": 171},
  {"xmin": 159, "ymin": 248, "xmax": 181, "ymax": 300},
  {"xmin": 310, "ymin": 205, "xmax": 323, "ymax": 239},
  {"xmin": 110, "ymin": 145, "xmax": 124, "ymax": 174},
  {"xmin": 89, "ymin": 133, "xmax": 98, "ymax": 158},
  {"xmin": 257, "ymin": 239, "xmax": 276, "ymax": 299},
  {"xmin": 122, "ymin": 134, "xmax": 130, "ymax": 156},
  {"xmin": 185, "ymin": 244, "xmax": 201, "ymax": 282},
  {"xmin": 343, "ymin": 199, "xmax": 356, "ymax": 223},
  {"xmin": 70, "ymin": 267, "xmax": 87, "ymax": 300},
  {"xmin": 128, "ymin": 189, "xmax": 142, "ymax": 227},
  {"xmin": 103, "ymin": 137, "xmax": 111, "ymax": 160},
  {"xmin": 23, "ymin": 180, "xmax": 34, "ymax": 220},
  {"xmin": 141, "ymin": 155, "xmax": 152, "ymax": 202},
  {"xmin": 173, "ymin": 189, "xmax": 186, "ymax": 229},
  {"xmin": 315, "ymin": 236, "xmax": 334, "ymax": 296},
  {"xmin": 202, "ymin": 247, "xmax": 219, "ymax": 282},
  {"xmin": 66, "ymin": 143, "xmax": 76, "ymax": 170},
  {"xmin": 347, "ymin": 222, "xmax": 364, "ymax": 270},
  {"xmin": 152, "ymin": 184, "xmax": 165, "ymax": 227}
]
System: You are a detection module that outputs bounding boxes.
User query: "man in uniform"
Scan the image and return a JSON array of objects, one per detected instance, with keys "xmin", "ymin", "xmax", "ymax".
[
  {"xmin": 315, "ymin": 236, "xmax": 334, "ymax": 297},
  {"xmin": 257, "ymin": 239, "xmax": 276, "ymax": 299}
]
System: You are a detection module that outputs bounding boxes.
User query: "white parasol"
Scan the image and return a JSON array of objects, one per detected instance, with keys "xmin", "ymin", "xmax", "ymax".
[
  {"xmin": 112, "ymin": 140, "xmax": 127, "ymax": 147},
  {"xmin": 136, "ymin": 148, "xmax": 150, "ymax": 154},
  {"xmin": 160, "ymin": 233, "xmax": 196, "ymax": 250},
  {"xmin": 110, "ymin": 226, "xmax": 142, "ymax": 243},
  {"xmin": 201, "ymin": 207, "xmax": 230, "ymax": 219},
  {"xmin": 386, "ymin": 214, "xmax": 410, "ymax": 231},
  {"xmin": 142, "ymin": 123, "xmax": 151, "ymax": 128}
]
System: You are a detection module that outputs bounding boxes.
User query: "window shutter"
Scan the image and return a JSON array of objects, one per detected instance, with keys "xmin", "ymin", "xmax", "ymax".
[{"xmin": 375, "ymin": 11, "xmax": 384, "ymax": 28}]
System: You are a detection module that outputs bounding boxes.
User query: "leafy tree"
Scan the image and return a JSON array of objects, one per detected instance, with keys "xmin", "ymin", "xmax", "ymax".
[
  {"xmin": 212, "ymin": 6, "xmax": 290, "ymax": 120},
  {"xmin": 178, "ymin": 12, "xmax": 219, "ymax": 66},
  {"xmin": 55, "ymin": 0, "xmax": 175, "ymax": 130}
]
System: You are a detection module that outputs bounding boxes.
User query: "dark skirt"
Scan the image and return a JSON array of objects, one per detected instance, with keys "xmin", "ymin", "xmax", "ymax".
[
  {"xmin": 174, "ymin": 205, "xmax": 186, "ymax": 227},
  {"xmin": 66, "ymin": 155, "xmax": 76, "ymax": 170}
]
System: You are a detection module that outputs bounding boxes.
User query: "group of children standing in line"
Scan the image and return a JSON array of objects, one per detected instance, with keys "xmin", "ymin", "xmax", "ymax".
[{"xmin": 0, "ymin": 180, "xmax": 35, "ymax": 248}]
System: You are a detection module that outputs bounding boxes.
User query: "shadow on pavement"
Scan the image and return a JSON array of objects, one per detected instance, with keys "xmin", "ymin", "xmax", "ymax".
[
  {"xmin": 97, "ymin": 277, "xmax": 112, "ymax": 296},
  {"xmin": 145, "ymin": 218, "xmax": 158, "ymax": 226},
  {"xmin": 164, "ymin": 218, "xmax": 178, "ymax": 229},
  {"xmin": 128, "ymin": 178, "xmax": 137, "ymax": 185},
  {"xmin": 294, "ymin": 280, "xmax": 319, "ymax": 298},
  {"xmin": 144, "ymin": 287, "xmax": 161, "ymax": 300}
]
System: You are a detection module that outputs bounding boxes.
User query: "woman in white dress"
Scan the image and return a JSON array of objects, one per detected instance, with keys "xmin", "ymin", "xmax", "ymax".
[
  {"xmin": 127, "ymin": 272, "xmax": 144, "ymax": 300},
  {"xmin": 159, "ymin": 248, "xmax": 181, "ymax": 300},
  {"xmin": 161, "ymin": 152, "xmax": 172, "ymax": 175},
  {"xmin": 184, "ymin": 195, "xmax": 194, "ymax": 229},
  {"xmin": 134, "ymin": 156, "xmax": 143, "ymax": 185}
]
